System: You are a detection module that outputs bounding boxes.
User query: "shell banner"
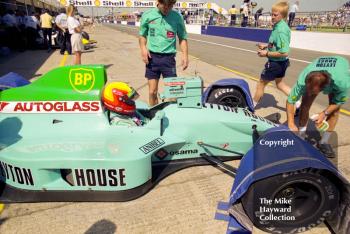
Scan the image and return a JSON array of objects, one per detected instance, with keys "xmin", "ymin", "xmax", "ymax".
[{"xmin": 60, "ymin": 0, "xmax": 213, "ymax": 9}]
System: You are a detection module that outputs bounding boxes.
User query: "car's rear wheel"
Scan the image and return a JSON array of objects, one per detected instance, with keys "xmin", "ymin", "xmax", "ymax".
[
  {"xmin": 207, "ymin": 87, "xmax": 247, "ymax": 108},
  {"xmin": 241, "ymin": 168, "xmax": 339, "ymax": 233}
]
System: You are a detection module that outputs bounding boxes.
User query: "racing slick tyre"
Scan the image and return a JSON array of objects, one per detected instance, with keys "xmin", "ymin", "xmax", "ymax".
[
  {"xmin": 241, "ymin": 168, "xmax": 339, "ymax": 234},
  {"xmin": 207, "ymin": 87, "xmax": 247, "ymax": 108}
]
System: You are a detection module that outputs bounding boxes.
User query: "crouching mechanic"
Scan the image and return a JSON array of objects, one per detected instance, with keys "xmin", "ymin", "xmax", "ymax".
[
  {"xmin": 102, "ymin": 82, "xmax": 147, "ymax": 126},
  {"xmin": 286, "ymin": 56, "xmax": 350, "ymax": 157}
]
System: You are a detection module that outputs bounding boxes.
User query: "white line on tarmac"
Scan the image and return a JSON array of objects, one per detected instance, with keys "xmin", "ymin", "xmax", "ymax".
[
  {"xmin": 110, "ymin": 25, "xmax": 313, "ymax": 64},
  {"xmin": 188, "ymin": 38, "xmax": 312, "ymax": 64}
]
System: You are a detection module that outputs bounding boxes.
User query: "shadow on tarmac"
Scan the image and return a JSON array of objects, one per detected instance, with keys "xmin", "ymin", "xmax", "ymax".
[
  {"xmin": 0, "ymin": 49, "xmax": 55, "ymax": 81},
  {"xmin": 84, "ymin": 219, "xmax": 117, "ymax": 234},
  {"xmin": 255, "ymin": 93, "xmax": 286, "ymax": 112}
]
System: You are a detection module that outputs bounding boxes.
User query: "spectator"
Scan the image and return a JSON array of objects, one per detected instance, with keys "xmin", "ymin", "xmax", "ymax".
[
  {"xmin": 56, "ymin": 8, "xmax": 71, "ymax": 55},
  {"xmin": 254, "ymin": 7, "xmax": 263, "ymax": 27},
  {"xmin": 288, "ymin": 1, "xmax": 299, "ymax": 27},
  {"xmin": 2, "ymin": 10, "xmax": 19, "ymax": 49},
  {"xmin": 286, "ymin": 56, "xmax": 350, "ymax": 158},
  {"xmin": 139, "ymin": 0, "xmax": 188, "ymax": 106},
  {"xmin": 40, "ymin": 9, "xmax": 53, "ymax": 52},
  {"xmin": 67, "ymin": 5, "xmax": 83, "ymax": 64},
  {"xmin": 253, "ymin": 1, "xmax": 292, "ymax": 108},
  {"xmin": 229, "ymin": 4, "xmax": 238, "ymax": 26},
  {"xmin": 24, "ymin": 13, "xmax": 40, "ymax": 49},
  {"xmin": 241, "ymin": 0, "xmax": 250, "ymax": 27}
]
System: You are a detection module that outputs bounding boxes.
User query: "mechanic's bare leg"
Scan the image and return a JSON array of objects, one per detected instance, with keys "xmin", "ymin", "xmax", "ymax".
[
  {"xmin": 148, "ymin": 79, "xmax": 159, "ymax": 106},
  {"xmin": 275, "ymin": 77, "xmax": 291, "ymax": 96},
  {"xmin": 253, "ymin": 79, "xmax": 270, "ymax": 105},
  {"xmin": 326, "ymin": 94, "xmax": 340, "ymax": 132},
  {"xmin": 74, "ymin": 51, "xmax": 82, "ymax": 65},
  {"xmin": 318, "ymin": 95, "xmax": 340, "ymax": 157}
]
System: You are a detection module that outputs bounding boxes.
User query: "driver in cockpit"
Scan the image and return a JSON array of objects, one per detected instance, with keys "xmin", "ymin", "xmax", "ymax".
[{"xmin": 102, "ymin": 82, "xmax": 145, "ymax": 126}]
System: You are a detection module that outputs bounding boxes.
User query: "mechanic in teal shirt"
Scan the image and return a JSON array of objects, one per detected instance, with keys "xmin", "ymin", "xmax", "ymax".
[
  {"xmin": 139, "ymin": 0, "xmax": 188, "ymax": 106},
  {"xmin": 253, "ymin": 1, "xmax": 292, "ymax": 107},
  {"xmin": 287, "ymin": 56, "xmax": 350, "ymax": 157}
]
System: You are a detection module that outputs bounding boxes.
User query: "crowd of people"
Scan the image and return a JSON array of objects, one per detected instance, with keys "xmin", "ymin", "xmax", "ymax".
[{"xmin": 0, "ymin": 7, "xmax": 92, "ymax": 62}]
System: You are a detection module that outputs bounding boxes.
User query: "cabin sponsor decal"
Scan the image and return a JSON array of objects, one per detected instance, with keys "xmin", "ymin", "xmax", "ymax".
[
  {"xmin": 139, "ymin": 138, "xmax": 165, "ymax": 154},
  {"xmin": 0, "ymin": 101, "xmax": 102, "ymax": 113}
]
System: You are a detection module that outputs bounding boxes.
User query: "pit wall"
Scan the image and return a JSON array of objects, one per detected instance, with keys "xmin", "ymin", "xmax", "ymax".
[{"xmin": 117, "ymin": 21, "xmax": 350, "ymax": 55}]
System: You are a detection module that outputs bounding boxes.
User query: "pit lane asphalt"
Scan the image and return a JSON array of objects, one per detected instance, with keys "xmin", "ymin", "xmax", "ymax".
[
  {"xmin": 105, "ymin": 23, "xmax": 350, "ymax": 112},
  {"xmin": 0, "ymin": 25, "xmax": 349, "ymax": 234}
]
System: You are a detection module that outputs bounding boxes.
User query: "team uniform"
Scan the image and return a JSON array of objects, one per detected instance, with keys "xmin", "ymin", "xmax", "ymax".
[
  {"xmin": 261, "ymin": 19, "xmax": 290, "ymax": 81},
  {"xmin": 139, "ymin": 8, "xmax": 187, "ymax": 79},
  {"xmin": 288, "ymin": 56, "xmax": 350, "ymax": 105}
]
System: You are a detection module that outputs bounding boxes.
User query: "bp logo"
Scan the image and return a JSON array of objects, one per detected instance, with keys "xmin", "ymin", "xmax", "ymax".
[{"xmin": 69, "ymin": 68, "xmax": 95, "ymax": 93}]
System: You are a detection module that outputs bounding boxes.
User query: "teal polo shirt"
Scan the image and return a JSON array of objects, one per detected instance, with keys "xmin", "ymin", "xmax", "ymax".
[
  {"xmin": 288, "ymin": 56, "xmax": 350, "ymax": 105},
  {"xmin": 139, "ymin": 8, "xmax": 187, "ymax": 54},
  {"xmin": 267, "ymin": 20, "xmax": 290, "ymax": 61}
]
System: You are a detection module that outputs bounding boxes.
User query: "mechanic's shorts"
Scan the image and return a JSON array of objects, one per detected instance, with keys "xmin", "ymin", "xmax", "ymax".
[
  {"xmin": 261, "ymin": 59, "xmax": 290, "ymax": 81},
  {"xmin": 145, "ymin": 51, "xmax": 177, "ymax": 79}
]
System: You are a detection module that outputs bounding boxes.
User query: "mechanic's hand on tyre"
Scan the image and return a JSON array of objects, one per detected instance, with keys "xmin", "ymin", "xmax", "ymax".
[
  {"xmin": 315, "ymin": 111, "xmax": 326, "ymax": 125},
  {"xmin": 182, "ymin": 56, "xmax": 189, "ymax": 70},
  {"xmin": 141, "ymin": 49, "xmax": 151, "ymax": 65}
]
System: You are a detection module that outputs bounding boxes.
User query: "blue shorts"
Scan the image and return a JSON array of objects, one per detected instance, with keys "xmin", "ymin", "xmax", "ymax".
[
  {"xmin": 261, "ymin": 59, "xmax": 290, "ymax": 81},
  {"xmin": 145, "ymin": 52, "xmax": 177, "ymax": 79}
]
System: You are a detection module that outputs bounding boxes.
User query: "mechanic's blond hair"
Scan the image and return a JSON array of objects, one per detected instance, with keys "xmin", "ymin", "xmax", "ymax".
[
  {"xmin": 272, "ymin": 1, "xmax": 289, "ymax": 19},
  {"xmin": 66, "ymin": 5, "xmax": 75, "ymax": 17}
]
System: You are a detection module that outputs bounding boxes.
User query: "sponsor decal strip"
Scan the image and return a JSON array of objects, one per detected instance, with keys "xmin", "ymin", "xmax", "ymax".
[{"xmin": 0, "ymin": 101, "xmax": 102, "ymax": 113}]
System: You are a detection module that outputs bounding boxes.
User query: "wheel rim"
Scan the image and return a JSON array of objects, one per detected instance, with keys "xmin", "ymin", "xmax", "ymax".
[
  {"xmin": 272, "ymin": 180, "xmax": 325, "ymax": 223},
  {"xmin": 218, "ymin": 95, "xmax": 243, "ymax": 107}
]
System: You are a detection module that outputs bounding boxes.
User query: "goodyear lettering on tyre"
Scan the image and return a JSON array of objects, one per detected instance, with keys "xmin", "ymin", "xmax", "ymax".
[{"xmin": 69, "ymin": 68, "xmax": 95, "ymax": 93}]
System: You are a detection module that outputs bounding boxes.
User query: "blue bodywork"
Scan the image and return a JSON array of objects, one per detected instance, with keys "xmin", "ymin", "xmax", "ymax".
[
  {"xmin": 223, "ymin": 126, "xmax": 349, "ymax": 233},
  {"xmin": 203, "ymin": 78, "xmax": 255, "ymax": 112},
  {"xmin": 0, "ymin": 72, "xmax": 30, "ymax": 91}
]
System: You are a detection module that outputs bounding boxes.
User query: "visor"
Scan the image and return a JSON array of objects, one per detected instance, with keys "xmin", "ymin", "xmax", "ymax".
[{"xmin": 128, "ymin": 88, "xmax": 140, "ymax": 101}]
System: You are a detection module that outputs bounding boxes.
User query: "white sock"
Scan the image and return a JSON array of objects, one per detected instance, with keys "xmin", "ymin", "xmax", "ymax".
[
  {"xmin": 299, "ymin": 126, "xmax": 307, "ymax": 139},
  {"xmin": 253, "ymin": 101, "xmax": 257, "ymax": 107},
  {"xmin": 295, "ymin": 100, "xmax": 301, "ymax": 109},
  {"xmin": 320, "ymin": 132, "xmax": 331, "ymax": 144}
]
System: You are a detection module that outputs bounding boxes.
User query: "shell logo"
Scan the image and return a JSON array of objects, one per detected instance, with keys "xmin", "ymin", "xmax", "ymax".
[
  {"xmin": 181, "ymin": 2, "xmax": 187, "ymax": 8},
  {"xmin": 207, "ymin": 3, "xmax": 211, "ymax": 9},
  {"xmin": 94, "ymin": 0, "xmax": 100, "ymax": 6},
  {"xmin": 126, "ymin": 0, "xmax": 132, "ymax": 7},
  {"xmin": 218, "ymin": 7, "xmax": 222, "ymax": 13},
  {"xmin": 60, "ymin": 0, "xmax": 66, "ymax": 6}
]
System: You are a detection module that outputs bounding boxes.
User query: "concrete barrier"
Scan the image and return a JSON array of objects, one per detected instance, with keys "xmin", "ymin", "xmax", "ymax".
[
  {"xmin": 291, "ymin": 31, "xmax": 350, "ymax": 55},
  {"xmin": 185, "ymin": 24, "xmax": 201, "ymax": 34}
]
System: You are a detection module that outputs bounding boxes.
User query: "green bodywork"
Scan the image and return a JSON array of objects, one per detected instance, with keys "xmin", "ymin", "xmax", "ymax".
[{"xmin": 0, "ymin": 65, "xmax": 276, "ymax": 193}]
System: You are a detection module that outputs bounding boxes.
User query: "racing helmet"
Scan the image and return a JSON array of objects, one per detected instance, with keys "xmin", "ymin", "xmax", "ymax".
[{"xmin": 102, "ymin": 82, "xmax": 139, "ymax": 116}]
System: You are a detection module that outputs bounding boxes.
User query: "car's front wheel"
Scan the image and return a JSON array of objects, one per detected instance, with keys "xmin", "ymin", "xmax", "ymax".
[
  {"xmin": 241, "ymin": 168, "xmax": 339, "ymax": 233},
  {"xmin": 207, "ymin": 87, "xmax": 247, "ymax": 108}
]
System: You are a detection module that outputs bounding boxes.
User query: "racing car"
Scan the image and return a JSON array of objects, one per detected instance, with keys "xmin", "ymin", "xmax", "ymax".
[{"xmin": 0, "ymin": 65, "xmax": 348, "ymax": 234}]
